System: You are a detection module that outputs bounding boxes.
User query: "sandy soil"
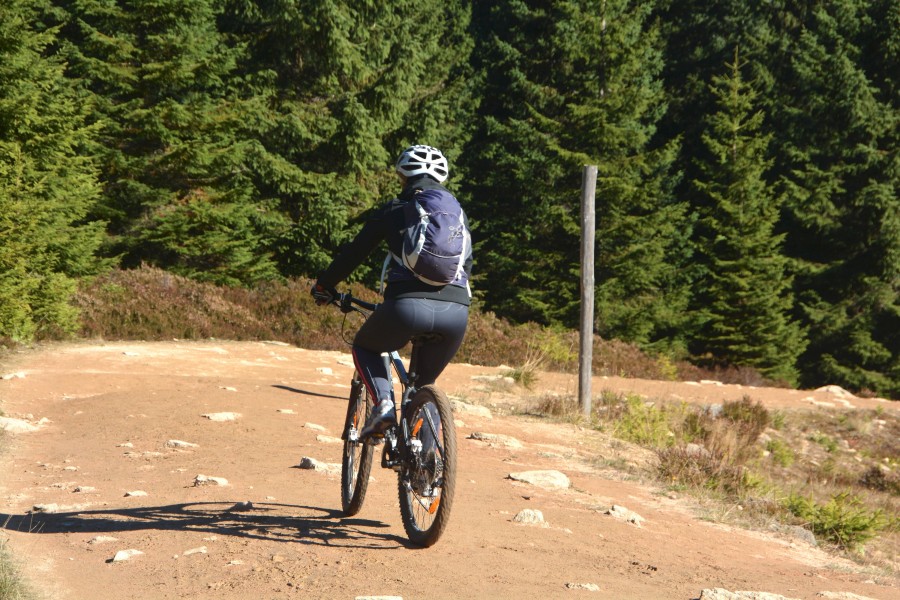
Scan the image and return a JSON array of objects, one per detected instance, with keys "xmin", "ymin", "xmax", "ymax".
[{"xmin": 0, "ymin": 340, "xmax": 897, "ymax": 600}]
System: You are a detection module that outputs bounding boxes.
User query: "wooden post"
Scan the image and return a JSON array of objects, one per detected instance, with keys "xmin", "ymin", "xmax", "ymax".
[{"xmin": 579, "ymin": 165, "xmax": 597, "ymax": 418}]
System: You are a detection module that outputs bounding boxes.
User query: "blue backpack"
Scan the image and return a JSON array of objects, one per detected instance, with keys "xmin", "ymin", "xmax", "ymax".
[{"xmin": 385, "ymin": 189, "xmax": 471, "ymax": 288}]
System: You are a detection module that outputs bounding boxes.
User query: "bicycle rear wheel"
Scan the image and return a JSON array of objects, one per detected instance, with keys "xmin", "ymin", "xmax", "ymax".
[
  {"xmin": 397, "ymin": 385, "xmax": 457, "ymax": 547},
  {"xmin": 341, "ymin": 376, "xmax": 374, "ymax": 516}
]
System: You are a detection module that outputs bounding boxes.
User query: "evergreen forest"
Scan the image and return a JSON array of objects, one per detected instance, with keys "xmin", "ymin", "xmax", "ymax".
[{"xmin": 1, "ymin": 0, "xmax": 897, "ymax": 397}]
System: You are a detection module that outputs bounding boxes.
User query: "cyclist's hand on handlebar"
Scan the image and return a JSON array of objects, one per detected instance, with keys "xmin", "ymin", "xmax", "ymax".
[{"xmin": 310, "ymin": 282, "xmax": 336, "ymax": 306}]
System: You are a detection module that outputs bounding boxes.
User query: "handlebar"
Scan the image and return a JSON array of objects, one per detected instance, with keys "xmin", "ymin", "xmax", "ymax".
[{"xmin": 333, "ymin": 291, "xmax": 378, "ymax": 314}]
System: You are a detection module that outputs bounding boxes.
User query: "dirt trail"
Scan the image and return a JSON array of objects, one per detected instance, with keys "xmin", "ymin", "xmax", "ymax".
[{"xmin": 0, "ymin": 341, "xmax": 897, "ymax": 600}]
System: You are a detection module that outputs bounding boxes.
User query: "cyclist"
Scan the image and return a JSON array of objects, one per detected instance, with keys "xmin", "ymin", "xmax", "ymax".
[{"xmin": 311, "ymin": 145, "xmax": 472, "ymax": 439}]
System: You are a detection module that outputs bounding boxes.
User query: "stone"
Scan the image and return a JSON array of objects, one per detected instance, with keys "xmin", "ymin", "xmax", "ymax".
[
  {"xmin": 512, "ymin": 508, "xmax": 546, "ymax": 526},
  {"xmin": 297, "ymin": 457, "xmax": 341, "ymax": 474},
  {"xmin": 468, "ymin": 432, "xmax": 523, "ymax": 449},
  {"xmin": 112, "ymin": 549, "xmax": 144, "ymax": 562},
  {"xmin": 0, "ymin": 417, "xmax": 40, "ymax": 434},
  {"xmin": 193, "ymin": 474, "xmax": 229, "ymax": 487},
  {"xmin": 201, "ymin": 412, "xmax": 241, "ymax": 422},
  {"xmin": 166, "ymin": 440, "xmax": 199, "ymax": 449},
  {"xmin": 507, "ymin": 470, "xmax": 570, "ymax": 490},
  {"xmin": 814, "ymin": 385, "xmax": 856, "ymax": 398},
  {"xmin": 604, "ymin": 505, "xmax": 645, "ymax": 527},
  {"xmin": 87, "ymin": 536, "xmax": 118, "ymax": 545},
  {"xmin": 471, "ymin": 374, "xmax": 515, "ymax": 387},
  {"xmin": 450, "ymin": 399, "xmax": 492, "ymax": 419}
]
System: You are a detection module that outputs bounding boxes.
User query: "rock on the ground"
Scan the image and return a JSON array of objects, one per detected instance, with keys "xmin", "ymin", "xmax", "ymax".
[
  {"xmin": 166, "ymin": 439, "xmax": 199, "ymax": 449},
  {"xmin": 112, "ymin": 549, "xmax": 144, "ymax": 562},
  {"xmin": 193, "ymin": 474, "xmax": 229, "ymax": 486},
  {"xmin": 472, "ymin": 374, "xmax": 515, "ymax": 387},
  {"xmin": 816, "ymin": 593, "xmax": 881, "ymax": 600},
  {"xmin": 507, "ymin": 470, "xmax": 570, "ymax": 490},
  {"xmin": 201, "ymin": 412, "xmax": 241, "ymax": 422},
  {"xmin": 468, "ymin": 432, "xmax": 523, "ymax": 449},
  {"xmin": 604, "ymin": 504, "xmax": 645, "ymax": 527},
  {"xmin": 297, "ymin": 456, "xmax": 341, "ymax": 474},
  {"xmin": 565, "ymin": 583, "xmax": 600, "ymax": 592},
  {"xmin": 451, "ymin": 399, "xmax": 493, "ymax": 419},
  {"xmin": 0, "ymin": 416, "xmax": 40, "ymax": 433},
  {"xmin": 815, "ymin": 385, "xmax": 857, "ymax": 398},
  {"xmin": 513, "ymin": 508, "xmax": 547, "ymax": 526},
  {"xmin": 87, "ymin": 536, "xmax": 118, "ymax": 545}
]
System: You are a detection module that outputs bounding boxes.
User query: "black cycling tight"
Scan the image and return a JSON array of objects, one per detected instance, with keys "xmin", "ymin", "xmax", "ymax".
[{"xmin": 352, "ymin": 297, "xmax": 469, "ymax": 403}]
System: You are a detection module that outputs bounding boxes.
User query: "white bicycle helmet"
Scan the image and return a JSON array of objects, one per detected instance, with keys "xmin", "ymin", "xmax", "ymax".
[{"xmin": 395, "ymin": 145, "xmax": 449, "ymax": 183}]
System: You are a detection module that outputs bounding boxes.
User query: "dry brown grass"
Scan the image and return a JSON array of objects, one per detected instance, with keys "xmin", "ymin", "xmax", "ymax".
[{"xmin": 68, "ymin": 266, "xmax": 712, "ymax": 383}]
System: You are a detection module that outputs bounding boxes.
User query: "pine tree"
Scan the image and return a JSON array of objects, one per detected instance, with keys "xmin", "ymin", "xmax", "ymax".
[
  {"xmin": 55, "ymin": 0, "xmax": 282, "ymax": 285},
  {"xmin": 463, "ymin": 0, "xmax": 689, "ymax": 350},
  {"xmin": 0, "ymin": 0, "xmax": 105, "ymax": 341},
  {"xmin": 219, "ymin": 0, "xmax": 475, "ymax": 282},
  {"xmin": 764, "ymin": 1, "xmax": 899, "ymax": 395},
  {"xmin": 689, "ymin": 49, "xmax": 805, "ymax": 383}
]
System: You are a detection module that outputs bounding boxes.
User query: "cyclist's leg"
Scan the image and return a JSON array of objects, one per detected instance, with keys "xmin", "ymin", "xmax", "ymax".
[{"xmin": 353, "ymin": 299, "xmax": 412, "ymax": 436}]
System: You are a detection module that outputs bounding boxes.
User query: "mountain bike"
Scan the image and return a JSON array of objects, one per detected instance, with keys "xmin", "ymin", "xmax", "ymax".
[{"xmin": 330, "ymin": 291, "xmax": 457, "ymax": 547}]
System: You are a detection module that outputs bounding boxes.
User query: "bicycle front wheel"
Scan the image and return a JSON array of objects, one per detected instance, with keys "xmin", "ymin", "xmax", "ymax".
[
  {"xmin": 341, "ymin": 376, "xmax": 374, "ymax": 516},
  {"xmin": 397, "ymin": 385, "xmax": 457, "ymax": 547}
]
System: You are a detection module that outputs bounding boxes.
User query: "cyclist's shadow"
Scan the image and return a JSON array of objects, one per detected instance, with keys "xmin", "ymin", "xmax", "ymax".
[{"xmin": 0, "ymin": 501, "xmax": 412, "ymax": 549}]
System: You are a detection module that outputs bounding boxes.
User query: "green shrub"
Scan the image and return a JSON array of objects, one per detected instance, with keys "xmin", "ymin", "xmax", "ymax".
[
  {"xmin": 784, "ymin": 491, "xmax": 888, "ymax": 550},
  {"xmin": 809, "ymin": 432, "xmax": 839, "ymax": 453},
  {"xmin": 608, "ymin": 395, "xmax": 674, "ymax": 448},
  {"xmin": 766, "ymin": 439, "xmax": 795, "ymax": 467}
]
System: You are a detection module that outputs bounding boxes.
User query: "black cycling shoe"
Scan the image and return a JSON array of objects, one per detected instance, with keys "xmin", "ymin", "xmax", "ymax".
[{"xmin": 359, "ymin": 399, "xmax": 396, "ymax": 439}]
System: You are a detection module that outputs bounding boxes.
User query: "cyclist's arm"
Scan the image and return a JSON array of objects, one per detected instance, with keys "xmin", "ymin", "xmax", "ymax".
[{"xmin": 316, "ymin": 201, "xmax": 395, "ymax": 289}]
